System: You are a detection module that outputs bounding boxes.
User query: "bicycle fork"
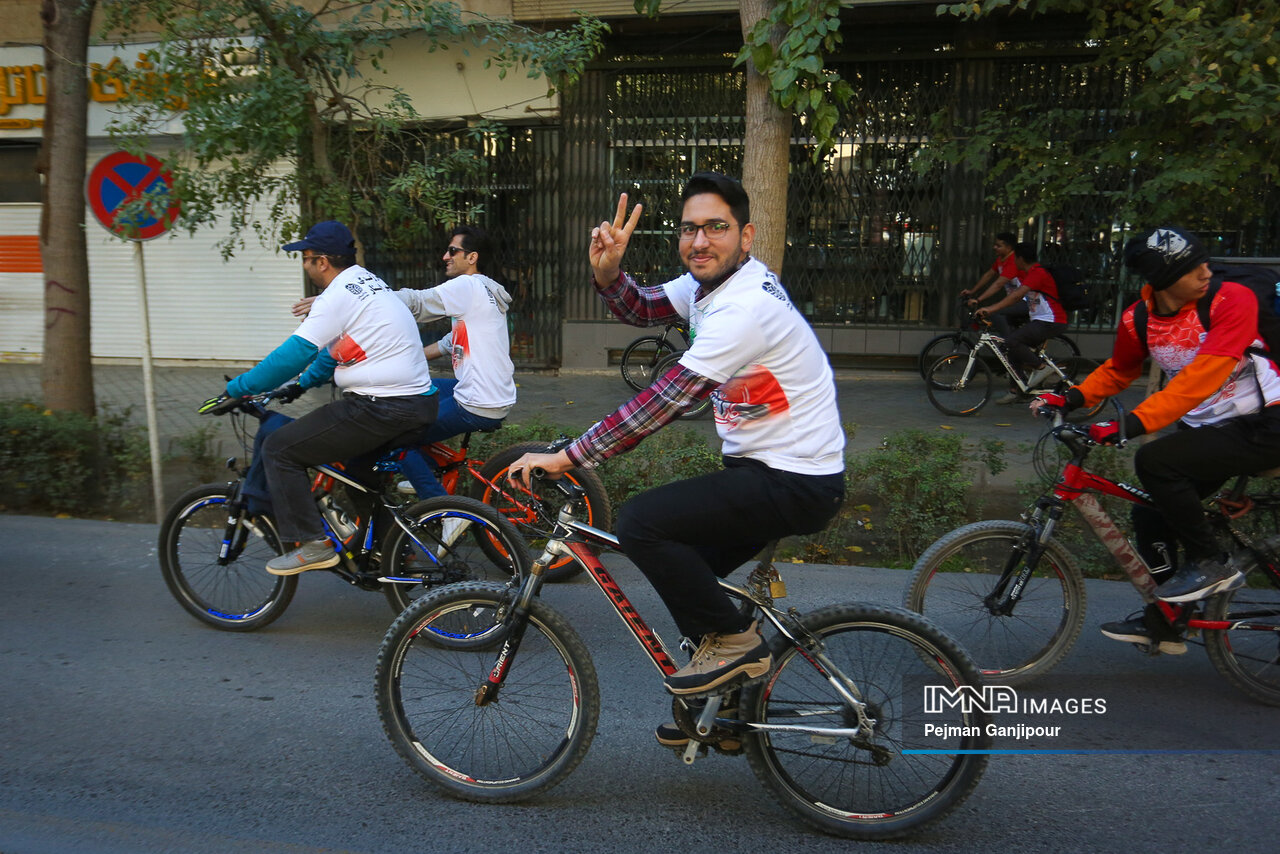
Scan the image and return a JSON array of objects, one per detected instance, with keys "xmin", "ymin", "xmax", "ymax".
[{"xmin": 474, "ymin": 549, "xmax": 552, "ymax": 706}]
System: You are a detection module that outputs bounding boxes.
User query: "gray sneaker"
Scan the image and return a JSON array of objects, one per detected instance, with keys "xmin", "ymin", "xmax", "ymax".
[
  {"xmin": 1154, "ymin": 557, "xmax": 1244, "ymax": 602},
  {"xmin": 266, "ymin": 539, "xmax": 340, "ymax": 575}
]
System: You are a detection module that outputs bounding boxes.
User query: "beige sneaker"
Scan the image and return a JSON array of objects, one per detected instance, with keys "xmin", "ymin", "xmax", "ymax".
[
  {"xmin": 266, "ymin": 538, "xmax": 340, "ymax": 575},
  {"xmin": 664, "ymin": 621, "xmax": 771, "ymax": 695}
]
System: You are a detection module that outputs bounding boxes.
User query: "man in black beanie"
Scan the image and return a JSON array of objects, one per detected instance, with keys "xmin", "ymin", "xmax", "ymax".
[{"xmin": 1031, "ymin": 226, "xmax": 1280, "ymax": 653}]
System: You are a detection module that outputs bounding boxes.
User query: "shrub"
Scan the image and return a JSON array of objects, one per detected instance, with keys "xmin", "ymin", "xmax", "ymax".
[
  {"xmin": 0, "ymin": 400, "xmax": 150, "ymax": 518},
  {"xmin": 846, "ymin": 428, "xmax": 1007, "ymax": 565}
]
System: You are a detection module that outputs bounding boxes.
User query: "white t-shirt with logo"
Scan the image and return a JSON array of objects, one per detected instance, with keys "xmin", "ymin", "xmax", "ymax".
[
  {"xmin": 294, "ymin": 265, "xmax": 433, "ymax": 397},
  {"xmin": 664, "ymin": 257, "xmax": 845, "ymax": 475},
  {"xmin": 397, "ymin": 273, "xmax": 517, "ymax": 416}
]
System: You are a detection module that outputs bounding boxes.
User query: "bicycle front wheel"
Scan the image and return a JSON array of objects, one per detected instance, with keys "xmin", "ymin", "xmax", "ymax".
[
  {"xmin": 925, "ymin": 353, "xmax": 993, "ymax": 416},
  {"xmin": 158, "ymin": 483, "xmax": 294, "ymax": 631},
  {"xmin": 918, "ymin": 333, "xmax": 974, "ymax": 387},
  {"xmin": 1203, "ymin": 538, "xmax": 1280, "ymax": 706},
  {"xmin": 375, "ymin": 581, "xmax": 600, "ymax": 802},
  {"xmin": 905, "ymin": 520, "xmax": 1086, "ymax": 685},
  {"xmin": 621, "ymin": 335, "xmax": 677, "ymax": 391},
  {"xmin": 381, "ymin": 495, "xmax": 529, "ymax": 614},
  {"xmin": 742, "ymin": 603, "xmax": 989, "ymax": 840}
]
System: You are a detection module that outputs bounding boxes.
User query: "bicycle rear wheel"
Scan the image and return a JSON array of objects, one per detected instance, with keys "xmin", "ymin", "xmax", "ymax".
[
  {"xmin": 1203, "ymin": 538, "xmax": 1280, "ymax": 706},
  {"xmin": 158, "ymin": 483, "xmax": 294, "ymax": 631},
  {"xmin": 918, "ymin": 333, "xmax": 974, "ymax": 387},
  {"xmin": 473, "ymin": 441, "xmax": 613, "ymax": 582},
  {"xmin": 905, "ymin": 520, "xmax": 1086, "ymax": 685},
  {"xmin": 925, "ymin": 353, "xmax": 993, "ymax": 416},
  {"xmin": 621, "ymin": 335, "xmax": 677, "ymax": 391},
  {"xmin": 1041, "ymin": 334, "xmax": 1081, "ymax": 365},
  {"xmin": 651, "ymin": 351, "xmax": 711, "ymax": 419},
  {"xmin": 742, "ymin": 603, "xmax": 989, "ymax": 840},
  {"xmin": 380, "ymin": 495, "xmax": 530, "ymax": 613},
  {"xmin": 375, "ymin": 581, "xmax": 600, "ymax": 802}
]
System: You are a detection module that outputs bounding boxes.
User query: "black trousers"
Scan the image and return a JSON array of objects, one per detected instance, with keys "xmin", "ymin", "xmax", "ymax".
[
  {"xmin": 1132, "ymin": 406, "xmax": 1280, "ymax": 567},
  {"xmin": 614, "ymin": 456, "xmax": 845, "ymax": 640},
  {"xmin": 1006, "ymin": 319, "xmax": 1066, "ymax": 374},
  {"xmin": 262, "ymin": 392, "xmax": 437, "ymax": 542}
]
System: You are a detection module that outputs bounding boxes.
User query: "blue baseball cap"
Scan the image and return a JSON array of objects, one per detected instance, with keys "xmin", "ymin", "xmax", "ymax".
[{"xmin": 282, "ymin": 220, "xmax": 355, "ymax": 256}]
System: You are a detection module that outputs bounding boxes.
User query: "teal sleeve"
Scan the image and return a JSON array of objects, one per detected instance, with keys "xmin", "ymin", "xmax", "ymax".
[
  {"xmin": 298, "ymin": 349, "xmax": 338, "ymax": 390},
  {"xmin": 225, "ymin": 335, "xmax": 319, "ymax": 397}
]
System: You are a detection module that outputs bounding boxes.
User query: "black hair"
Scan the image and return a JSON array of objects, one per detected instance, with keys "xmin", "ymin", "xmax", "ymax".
[
  {"xmin": 452, "ymin": 225, "xmax": 492, "ymax": 274},
  {"xmin": 328, "ymin": 255, "xmax": 356, "ymax": 270},
  {"xmin": 995, "ymin": 232, "xmax": 1017, "ymax": 247},
  {"xmin": 1013, "ymin": 241, "xmax": 1037, "ymax": 264},
  {"xmin": 681, "ymin": 172, "xmax": 750, "ymax": 228}
]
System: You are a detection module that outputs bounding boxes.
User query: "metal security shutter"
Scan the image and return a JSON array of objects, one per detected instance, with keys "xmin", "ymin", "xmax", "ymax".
[
  {"xmin": 84, "ymin": 143, "xmax": 304, "ymax": 362},
  {"xmin": 0, "ymin": 204, "xmax": 42, "ymax": 359}
]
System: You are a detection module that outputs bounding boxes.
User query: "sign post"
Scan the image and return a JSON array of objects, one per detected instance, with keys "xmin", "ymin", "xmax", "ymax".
[{"xmin": 86, "ymin": 151, "xmax": 181, "ymax": 523}]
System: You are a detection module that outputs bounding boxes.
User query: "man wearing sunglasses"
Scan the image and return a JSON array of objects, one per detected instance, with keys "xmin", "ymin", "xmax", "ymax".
[
  {"xmin": 507, "ymin": 173, "xmax": 845, "ymax": 730},
  {"xmin": 217, "ymin": 220, "xmax": 437, "ymax": 575},
  {"xmin": 391, "ymin": 226, "xmax": 517, "ymax": 497}
]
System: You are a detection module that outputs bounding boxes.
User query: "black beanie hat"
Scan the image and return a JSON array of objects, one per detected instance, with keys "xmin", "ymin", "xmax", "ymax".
[{"xmin": 1123, "ymin": 227, "xmax": 1210, "ymax": 291}]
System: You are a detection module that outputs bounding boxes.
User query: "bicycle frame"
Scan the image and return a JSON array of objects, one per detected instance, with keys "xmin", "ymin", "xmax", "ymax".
[
  {"xmin": 962, "ymin": 330, "xmax": 1065, "ymax": 394},
  {"xmin": 1020, "ymin": 422, "xmax": 1280, "ymax": 635},
  {"xmin": 474, "ymin": 493, "xmax": 875, "ymax": 758}
]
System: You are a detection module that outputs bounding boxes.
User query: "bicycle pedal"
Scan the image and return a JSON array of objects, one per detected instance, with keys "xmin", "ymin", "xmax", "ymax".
[{"xmin": 666, "ymin": 671, "xmax": 767, "ymax": 701}]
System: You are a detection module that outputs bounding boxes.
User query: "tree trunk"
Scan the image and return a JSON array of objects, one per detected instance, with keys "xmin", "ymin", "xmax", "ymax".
[
  {"xmin": 739, "ymin": 0, "xmax": 790, "ymax": 276},
  {"xmin": 39, "ymin": 0, "xmax": 97, "ymax": 416}
]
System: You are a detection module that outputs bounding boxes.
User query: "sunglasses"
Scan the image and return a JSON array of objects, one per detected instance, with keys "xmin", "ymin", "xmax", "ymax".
[{"xmin": 445, "ymin": 246, "xmax": 468, "ymax": 257}]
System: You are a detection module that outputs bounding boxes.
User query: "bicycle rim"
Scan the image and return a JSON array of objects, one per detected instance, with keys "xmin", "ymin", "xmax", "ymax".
[
  {"xmin": 1203, "ymin": 543, "xmax": 1280, "ymax": 706},
  {"xmin": 621, "ymin": 336, "xmax": 675, "ymax": 391},
  {"xmin": 159, "ymin": 485, "xmax": 294, "ymax": 631},
  {"xmin": 906, "ymin": 520, "xmax": 1086, "ymax": 685},
  {"xmin": 376, "ymin": 583, "xmax": 600, "ymax": 802},
  {"xmin": 925, "ymin": 354, "xmax": 992, "ymax": 416},
  {"xmin": 382, "ymin": 497, "xmax": 527, "ymax": 613},
  {"xmin": 919, "ymin": 334, "xmax": 973, "ymax": 387},
  {"xmin": 743, "ymin": 604, "xmax": 989, "ymax": 840}
]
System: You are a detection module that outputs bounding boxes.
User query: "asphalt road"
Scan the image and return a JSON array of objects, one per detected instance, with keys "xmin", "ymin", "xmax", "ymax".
[{"xmin": 3, "ymin": 514, "xmax": 1280, "ymax": 853}]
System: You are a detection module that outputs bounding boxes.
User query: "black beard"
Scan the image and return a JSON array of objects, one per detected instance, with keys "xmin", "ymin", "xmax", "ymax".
[{"xmin": 692, "ymin": 256, "xmax": 747, "ymax": 297}]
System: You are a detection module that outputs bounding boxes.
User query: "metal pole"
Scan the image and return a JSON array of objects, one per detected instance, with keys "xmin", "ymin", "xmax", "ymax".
[{"xmin": 133, "ymin": 240, "xmax": 165, "ymax": 521}]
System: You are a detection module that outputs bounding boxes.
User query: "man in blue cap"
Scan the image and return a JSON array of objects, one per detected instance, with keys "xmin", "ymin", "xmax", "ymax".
[{"xmin": 216, "ymin": 221, "xmax": 437, "ymax": 575}]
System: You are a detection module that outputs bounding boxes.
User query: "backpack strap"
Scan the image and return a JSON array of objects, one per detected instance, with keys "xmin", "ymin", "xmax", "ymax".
[{"xmin": 1132, "ymin": 279, "xmax": 1223, "ymax": 352}]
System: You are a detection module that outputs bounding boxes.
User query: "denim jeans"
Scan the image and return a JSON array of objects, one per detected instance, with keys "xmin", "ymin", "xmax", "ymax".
[{"xmin": 397, "ymin": 379, "xmax": 505, "ymax": 498}]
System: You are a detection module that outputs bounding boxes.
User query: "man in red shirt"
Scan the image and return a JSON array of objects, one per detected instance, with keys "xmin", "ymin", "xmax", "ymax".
[
  {"xmin": 963, "ymin": 232, "xmax": 1024, "ymax": 338},
  {"xmin": 977, "ymin": 242, "xmax": 1068, "ymax": 402},
  {"xmin": 1034, "ymin": 226, "xmax": 1280, "ymax": 652}
]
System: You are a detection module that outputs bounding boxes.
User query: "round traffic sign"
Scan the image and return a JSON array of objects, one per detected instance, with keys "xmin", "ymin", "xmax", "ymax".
[{"xmin": 86, "ymin": 151, "xmax": 180, "ymax": 241}]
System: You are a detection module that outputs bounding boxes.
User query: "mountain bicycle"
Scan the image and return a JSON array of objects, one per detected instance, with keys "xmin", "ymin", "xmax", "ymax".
[
  {"xmin": 904, "ymin": 403, "xmax": 1280, "ymax": 705},
  {"xmin": 376, "ymin": 478, "xmax": 990, "ymax": 840},
  {"xmin": 159, "ymin": 392, "xmax": 530, "ymax": 631},
  {"xmin": 620, "ymin": 321, "xmax": 691, "ymax": 391},
  {"xmin": 919, "ymin": 298, "xmax": 1079, "ymax": 387},
  {"xmin": 924, "ymin": 318, "xmax": 1104, "ymax": 418}
]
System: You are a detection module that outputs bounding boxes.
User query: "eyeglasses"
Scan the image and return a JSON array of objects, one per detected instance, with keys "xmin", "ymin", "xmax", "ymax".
[
  {"xmin": 445, "ymin": 246, "xmax": 468, "ymax": 257},
  {"xmin": 677, "ymin": 221, "xmax": 733, "ymax": 240}
]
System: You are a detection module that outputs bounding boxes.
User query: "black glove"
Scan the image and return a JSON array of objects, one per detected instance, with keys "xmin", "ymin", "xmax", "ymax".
[
  {"xmin": 198, "ymin": 394, "xmax": 242, "ymax": 415},
  {"xmin": 273, "ymin": 383, "xmax": 305, "ymax": 403}
]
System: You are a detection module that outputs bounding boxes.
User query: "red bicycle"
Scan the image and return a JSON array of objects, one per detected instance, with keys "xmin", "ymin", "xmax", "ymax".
[{"xmin": 906, "ymin": 404, "xmax": 1280, "ymax": 704}]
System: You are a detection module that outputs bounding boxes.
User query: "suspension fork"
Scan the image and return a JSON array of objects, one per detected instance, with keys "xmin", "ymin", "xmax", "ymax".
[
  {"xmin": 984, "ymin": 498, "xmax": 1066, "ymax": 615},
  {"xmin": 217, "ymin": 480, "xmax": 252, "ymax": 564},
  {"xmin": 474, "ymin": 547, "xmax": 554, "ymax": 705}
]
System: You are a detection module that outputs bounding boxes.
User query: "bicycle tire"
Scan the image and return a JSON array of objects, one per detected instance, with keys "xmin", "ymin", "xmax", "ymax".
[
  {"xmin": 905, "ymin": 520, "xmax": 1087, "ymax": 685},
  {"xmin": 918, "ymin": 333, "xmax": 975, "ymax": 386},
  {"xmin": 473, "ymin": 441, "xmax": 613, "ymax": 583},
  {"xmin": 925, "ymin": 353, "xmax": 993, "ymax": 416},
  {"xmin": 621, "ymin": 335, "xmax": 677, "ymax": 391},
  {"xmin": 381, "ymin": 495, "xmax": 530, "ymax": 614},
  {"xmin": 375, "ymin": 581, "xmax": 600, "ymax": 802},
  {"xmin": 158, "ymin": 483, "xmax": 295, "ymax": 632},
  {"xmin": 651, "ymin": 351, "xmax": 712, "ymax": 419},
  {"xmin": 1041, "ymin": 333, "xmax": 1081, "ymax": 365},
  {"xmin": 1203, "ymin": 537, "xmax": 1280, "ymax": 706},
  {"xmin": 741, "ymin": 603, "xmax": 990, "ymax": 840}
]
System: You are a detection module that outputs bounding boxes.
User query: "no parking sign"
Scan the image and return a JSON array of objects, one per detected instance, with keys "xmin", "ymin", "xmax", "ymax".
[{"xmin": 86, "ymin": 151, "xmax": 180, "ymax": 240}]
